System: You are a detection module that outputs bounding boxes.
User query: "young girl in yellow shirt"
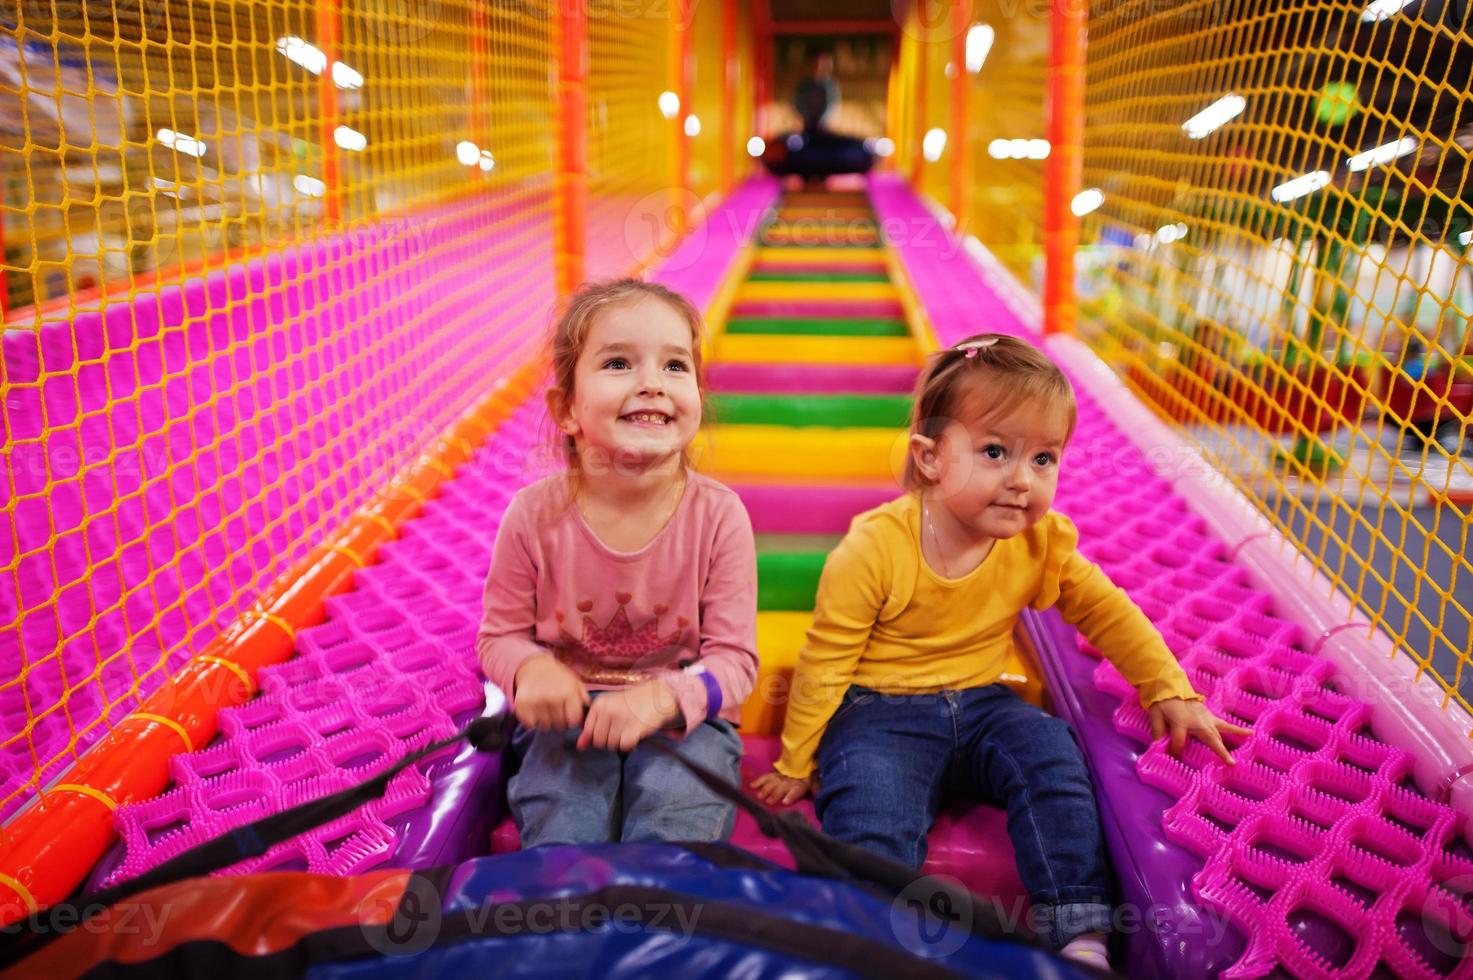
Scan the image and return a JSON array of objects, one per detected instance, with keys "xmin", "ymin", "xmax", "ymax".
[{"xmin": 752, "ymin": 333, "xmax": 1247, "ymax": 964}]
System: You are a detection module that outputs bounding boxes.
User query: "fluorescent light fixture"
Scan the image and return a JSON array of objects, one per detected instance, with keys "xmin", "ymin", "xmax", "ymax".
[
  {"xmin": 966, "ymin": 24, "xmax": 995, "ymax": 74},
  {"xmin": 456, "ymin": 141, "xmax": 480, "ymax": 166},
  {"xmin": 872, "ymin": 137, "xmax": 895, "ymax": 157},
  {"xmin": 1026, "ymin": 139, "xmax": 1051, "ymax": 159},
  {"xmin": 333, "ymin": 126, "xmax": 367, "ymax": 152},
  {"xmin": 1361, "ymin": 0, "xmax": 1416, "ymax": 21},
  {"xmin": 746, "ymin": 136, "xmax": 765, "ymax": 157},
  {"xmin": 988, "ymin": 139, "xmax": 1009, "ymax": 159},
  {"xmin": 1071, "ymin": 188, "xmax": 1104, "ymax": 217},
  {"xmin": 332, "ymin": 62, "xmax": 364, "ymax": 90},
  {"xmin": 157, "ymin": 128, "xmax": 206, "ymax": 158},
  {"xmin": 1009, "ymin": 138, "xmax": 1029, "ymax": 158},
  {"xmin": 684, "ymin": 114, "xmax": 700, "ymax": 137},
  {"xmin": 1182, "ymin": 94, "xmax": 1246, "ymax": 139},
  {"xmin": 1346, "ymin": 136, "xmax": 1418, "ymax": 172},
  {"xmin": 294, "ymin": 174, "xmax": 326, "ymax": 197},
  {"xmin": 657, "ymin": 91, "xmax": 680, "ymax": 120},
  {"xmin": 1155, "ymin": 222, "xmax": 1189, "ymax": 244},
  {"xmin": 922, "ymin": 128, "xmax": 947, "ymax": 163},
  {"xmin": 276, "ymin": 36, "xmax": 363, "ymax": 91},
  {"xmin": 1271, "ymin": 170, "xmax": 1331, "ymax": 203},
  {"xmin": 276, "ymin": 36, "xmax": 327, "ymax": 75},
  {"xmin": 478, "ymin": 150, "xmax": 494, "ymax": 172}
]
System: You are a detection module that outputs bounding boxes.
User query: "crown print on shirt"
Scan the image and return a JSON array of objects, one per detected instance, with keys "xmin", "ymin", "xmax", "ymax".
[{"xmin": 554, "ymin": 592, "xmax": 692, "ymax": 686}]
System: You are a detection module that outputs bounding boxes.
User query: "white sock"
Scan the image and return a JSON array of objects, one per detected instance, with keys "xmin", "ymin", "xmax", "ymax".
[{"xmin": 1060, "ymin": 931, "xmax": 1109, "ymax": 965}]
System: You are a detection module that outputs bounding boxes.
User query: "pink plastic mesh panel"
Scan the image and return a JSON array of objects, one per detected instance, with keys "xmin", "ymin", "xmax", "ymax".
[
  {"xmin": 1058, "ymin": 408, "xmax": 1473, "ymax": 978},
  {"xmin": 870, "ymin": 174, "xmax": 1472, "ymax": 978},
  {"xmin": 105, "ymin": 398, "xmax": 548, "ymax": 884}
]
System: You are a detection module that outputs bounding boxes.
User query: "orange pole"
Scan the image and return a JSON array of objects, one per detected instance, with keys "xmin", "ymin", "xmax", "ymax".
[
  {"xmin": 316, "ymin": 0, "xmax": 343, "ymax": 225},
  {"xmin": 720, "ymin": 0, "xmax": 738, "ymax": 194},
  {"xmin": 909, "ymin": 25, "xmax": 927, "ymax": 186},
  {"xmin": 0, "ymin": 363, "xmax": 542, "ymax": 926},
  {"xmin": 1043, "ymin": 0, "xmax": 1085, "ymax": 336},
  {"xmin": 949, "ymin": 0, "xmax": 970, "ymax": 229},
  {"xmin": 671, "ymin": 0, "xmax": 692, "ymax": 224},
  {"xmin": 553, "ymin": 0, "xmax": 588, "ymax": 297}
]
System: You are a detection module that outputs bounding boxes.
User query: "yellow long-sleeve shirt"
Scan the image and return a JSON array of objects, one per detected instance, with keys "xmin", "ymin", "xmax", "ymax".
[{"xmin": 774, "ymin": 493, "xmax": 1200, "ymax": 780}]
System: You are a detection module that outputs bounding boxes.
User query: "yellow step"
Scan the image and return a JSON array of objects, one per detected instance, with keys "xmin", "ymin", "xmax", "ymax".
[
  {"xmin": 743, "ymin": 611, "xmax": 811, "ymax": 735},
  {"xmin": 692, "ymin": 425, "xmax": 908, "ymax": 480},
  {"xmin": 713, "ymin": 334, "xmax": 922, "ymax": 365},
  {"xmin": 738, "ymin": 280, "xmax": 898, "ymax": 302},
  {"xmin": 753, "ymin": 247, "xmax": 885, "ymax": 265}
]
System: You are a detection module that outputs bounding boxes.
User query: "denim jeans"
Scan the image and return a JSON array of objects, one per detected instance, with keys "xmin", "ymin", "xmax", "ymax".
[
  {"xmin": 814, "ymin": 683, "xmax": 1114, "ymax": 949},
  {"xmin": 509, "ymin": 699, "xmax": 743, "ymax": 846}
]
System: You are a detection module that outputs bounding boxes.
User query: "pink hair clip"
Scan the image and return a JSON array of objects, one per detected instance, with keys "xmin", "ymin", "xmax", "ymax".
[{"xmin": 955, "ymin": 337, "xmax": 1000, "ymax": 359}]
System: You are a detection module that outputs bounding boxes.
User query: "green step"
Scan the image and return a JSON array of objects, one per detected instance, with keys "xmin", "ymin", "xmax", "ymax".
[
  {"xmin": 710, "ymin": 393, "xmax": 913, "ymax": 428},
  {"xmin": 748, "ymin": 270, "xmax": 891, "ymax": 283},
  {"xmin": 757, "ymin": 551, "xmax": 827, "ymax": 611},
  {"xmin": 725, "ymin": 317, "xmax": 909, "ymax": 337}
]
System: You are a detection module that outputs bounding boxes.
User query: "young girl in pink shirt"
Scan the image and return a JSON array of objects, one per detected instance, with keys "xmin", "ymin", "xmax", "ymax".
[{"xmin": 477, "ymin": 279, "xmax": 759, "ymax": 846}]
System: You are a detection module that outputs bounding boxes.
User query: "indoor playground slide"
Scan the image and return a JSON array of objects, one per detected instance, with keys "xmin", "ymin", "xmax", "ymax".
[{"xmin": 7, "ymin": 178, "xmax": 1473, "ymax": 979}]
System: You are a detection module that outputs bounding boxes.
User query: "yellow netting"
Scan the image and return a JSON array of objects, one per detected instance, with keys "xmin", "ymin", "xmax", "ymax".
[
  {"xmin": 0, "ymin": 0, "xmax": 749, "ymax": 822},
  {"xmin": 898, "ymin": 1, "xmax": 1048, "ymax": 279},
  {"xmin": 1078, "ymin": 0, "xmax": 1472, "ymax": 708},
  {"xmin": 906, "ymin": 0, "xmax": 1472, "ymax": 709}
]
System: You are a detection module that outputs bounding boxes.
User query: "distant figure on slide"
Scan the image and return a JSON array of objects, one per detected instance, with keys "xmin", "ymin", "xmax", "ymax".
[
  {"xmin": 761, "ymin": 49, "xmax": 870, "ymax": 179},
  {"xmin": 794, "ymin": 51, "xmax": 839, "ymax": 135}
]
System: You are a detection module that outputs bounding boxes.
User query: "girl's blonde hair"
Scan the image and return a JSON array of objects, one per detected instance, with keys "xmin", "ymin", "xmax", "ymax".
[
  {"xmin": 545, "ymin": 277, "xmax": 707, "ymax": 475},
  {"xmin": 903, "ymin": 332, "xmax": 1077, "ymax": 491}
]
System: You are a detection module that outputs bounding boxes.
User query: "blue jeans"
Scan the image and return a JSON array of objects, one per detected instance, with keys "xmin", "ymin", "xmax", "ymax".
[
  {"xmin": 509, "ymin": 703, "xmax": 743, "ymax": 846},
  {"xmin": 814, "ymin": 684, "xmax": 1114, "ymax": 949}
]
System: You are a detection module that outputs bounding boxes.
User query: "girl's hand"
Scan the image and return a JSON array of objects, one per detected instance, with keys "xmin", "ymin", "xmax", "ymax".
[
  {"xmin": 513, "ymin": 655, "xmax": 589, "ymax": 730},
  {"xmin": 1149, "ymin": 698, "xmax": 1251, "ymax": 765},
  {"xmin": 576, "ymin": 680, "xmax": 681, "ymax": 752},
  {"xmin": 750, "ymin": 770, "xmax": 815, "ymax": 806}
]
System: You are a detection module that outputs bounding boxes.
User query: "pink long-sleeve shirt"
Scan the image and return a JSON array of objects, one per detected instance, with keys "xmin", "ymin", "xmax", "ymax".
[{"xmin": 476, "ymin": 471, "xmax": 759, "ymax": 735}]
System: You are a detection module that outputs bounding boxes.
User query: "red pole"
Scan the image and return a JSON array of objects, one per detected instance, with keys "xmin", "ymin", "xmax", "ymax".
[
  {"xmin": 949, "ymin": 0, "xmax": 970, "ymax": 229},
  {"xmin": 909, "ymin": 23, "xmax": 927, "ymax": 186},
  {"xmin": 317, "ymin": 0, "xmax": 343, "ymax": 225},
  {"xmin": 554, "ymin": 0, "xmax": 588, "ymax": 297},
  {"xmin": 1043, "ymin": 0, "xmax": 1085, "ymax": 336},
  {"xmin": 0, "ymin": 188, "xmax": 8, "ymax": 319}
]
